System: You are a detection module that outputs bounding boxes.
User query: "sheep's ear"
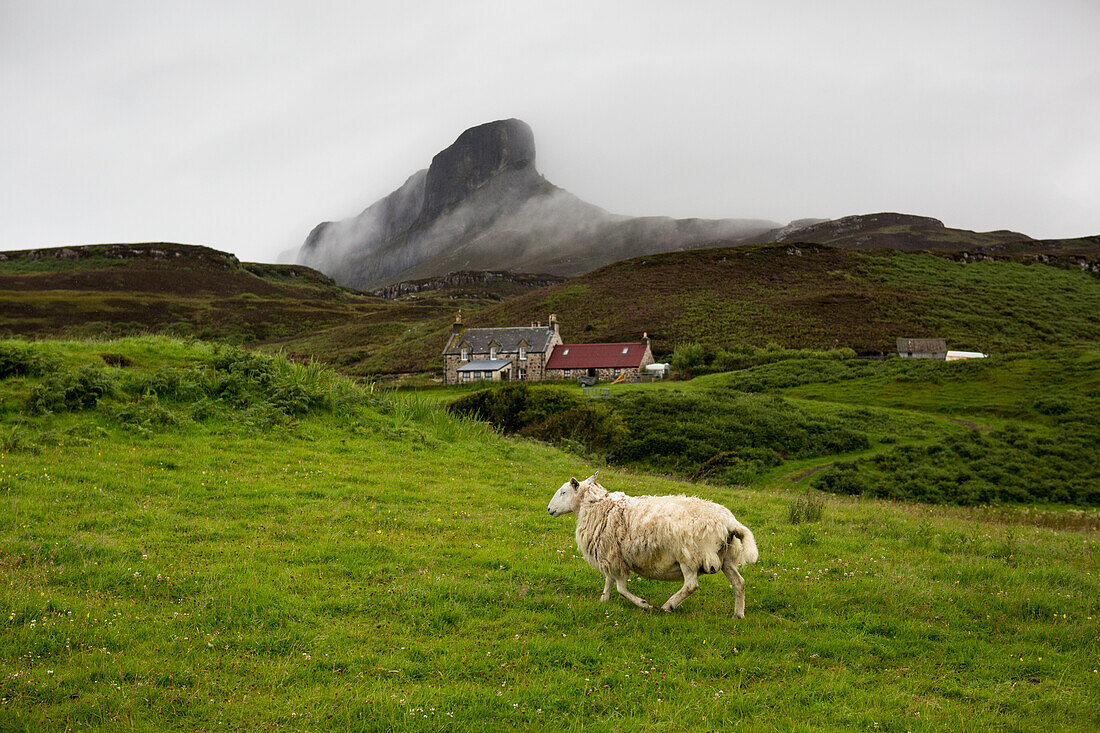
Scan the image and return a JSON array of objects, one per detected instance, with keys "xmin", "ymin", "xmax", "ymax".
[{"xmin": 569, "ymin": 477, "xmax": 580, "ymax": 488}]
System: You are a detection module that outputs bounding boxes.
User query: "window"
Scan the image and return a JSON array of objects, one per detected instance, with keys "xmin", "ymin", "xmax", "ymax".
[
  {"xmin": 460, "ymin": 346, "xmax": 469, "ymax": 361},
  {"xmin": 614, "ymin": 368, "xmax": 622, "ymax": 376},
  {"xmin": 562, "ymin": 348, "xmax": 570, "ymax": 355},
  {"xmin": 483, "ymin": 371, "xmax": 492, "ymax": 379},
  {"xmin": 622, "ymin": 347, "xmax": 629, "ymax": 354},
  {"xmin": 461, "ymin": 372, "xmax": 470, "ymax": 383},
  {"xmin": 563, "ymin": 369, "xmax": 571, "ymax": 377},
  {"xmin": 519, "ymin": 345, "xmax": 527, "ymax": 360},
  {"xmin": 490, "ymin": 346, "xmax": 498, "ymax": 360},
  {"xmin": 518, "ymin": 368, "xmax": 527, "ymax": 380}
]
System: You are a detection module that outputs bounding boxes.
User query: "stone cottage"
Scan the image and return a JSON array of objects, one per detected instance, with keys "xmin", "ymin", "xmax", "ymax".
[
  {"xmin": 543, "ymin": 339, "xmax": 655, "ymax": 383},
  {"xmin": 442, "ymin": 313, "xmax": 563, "ymax": 384}
]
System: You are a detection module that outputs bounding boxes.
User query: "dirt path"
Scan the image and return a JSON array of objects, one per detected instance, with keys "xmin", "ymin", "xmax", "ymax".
[
  {"xmin": 949, "ymin": 417, "xmax": 991, "ymax": 431},
  {"xmin": 786, "ymin": 463, "xmax": 835, "ymax": 483}
]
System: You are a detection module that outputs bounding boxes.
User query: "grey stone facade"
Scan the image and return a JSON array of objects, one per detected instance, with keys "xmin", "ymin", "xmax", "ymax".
[{"xmin": 442, "ymin": 314, "xmax": 563, "ymax": 385}]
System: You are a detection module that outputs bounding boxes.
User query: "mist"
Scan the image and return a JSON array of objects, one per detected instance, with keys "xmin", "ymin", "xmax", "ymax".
[{"xmin": 2, "ymin": 1, "xmax": 1097, "ymax": 263}]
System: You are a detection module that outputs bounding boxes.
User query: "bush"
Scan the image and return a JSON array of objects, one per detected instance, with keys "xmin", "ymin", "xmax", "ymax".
[
  {"xmin": 0, "ymin": 343, "xmax": 58, "ymax": 378},
  {"xmin": 13, "ymin": 341, "xmax": 368, "ymax": 426},
  {"xmin": 27, "ymin": 365, "xmax": 117, "ymax": 414},
  {"xmin": 449, "ymin": 384, "xmax": 627, "ymax": 455},
  {"xmin": 813, "ymin": 411, "xmax": 1100, "ymax": 507},
  {"xmin": 608, "ymin": 390, "xmax": 869, "ymax": 484},
  {"xmin": 812, "ymin": 463, "xmax": 873, "ymax": 496},
  {"xmin": 669, "ymin": 343, "xmax": 859, "ymax": 380}
]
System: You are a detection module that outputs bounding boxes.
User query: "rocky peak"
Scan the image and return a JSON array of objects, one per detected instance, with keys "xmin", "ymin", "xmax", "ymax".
[{"xmin": 422, "ymin": 118, "xmax": 537, "ymax": 218}]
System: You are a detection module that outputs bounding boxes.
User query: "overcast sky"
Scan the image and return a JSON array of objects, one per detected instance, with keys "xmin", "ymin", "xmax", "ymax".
[{"xmin": 2, "ymin": 1, "xmax": 1097, "ymax": 263}]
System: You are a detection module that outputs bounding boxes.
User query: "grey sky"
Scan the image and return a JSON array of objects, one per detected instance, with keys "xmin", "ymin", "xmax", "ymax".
[{"xmin": 2, "ymin": 0, "xmax": 1097, "ymax": 264}]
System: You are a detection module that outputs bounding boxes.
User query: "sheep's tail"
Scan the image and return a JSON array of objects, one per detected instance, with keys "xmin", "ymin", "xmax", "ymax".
[{"xmin": 726, "ymin": 520, "xmax": 759, "ymax": 566}]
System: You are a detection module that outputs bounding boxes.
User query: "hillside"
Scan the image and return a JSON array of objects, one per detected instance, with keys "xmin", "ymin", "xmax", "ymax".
[
  {"xmin": 0, "ymin": 243, "xmax": 525, "ymax": 371},
  {"xmin": 290, "ymin": 119, "xmax": 778, "ymax": 289},
  {"xmin": 758, "ymin": 212, "xmax": 1031, "ymax": 250},
  {"xmin": 1, "ymin": 337, "xmax": 1096, "ymax": 730},
  {"xmin": 0, "ymin": 243, "xmax": 370, "ymax": 342},
  {"xmin": 337, "ymin": 243, "xmax": 1100, "ymax": 375}
]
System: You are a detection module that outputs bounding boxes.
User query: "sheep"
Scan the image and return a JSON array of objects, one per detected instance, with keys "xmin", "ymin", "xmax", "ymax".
[{"xmin": 547, "ymin": 473, "xmax": 759, "ymax": 615}]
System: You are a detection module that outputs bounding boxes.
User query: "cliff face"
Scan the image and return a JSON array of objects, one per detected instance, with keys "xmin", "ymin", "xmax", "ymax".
[
  {"xmin": 422, "ymin": 118, "xmax": 537, "ymax": 219},
  {"xmin": 292, "ymin": 119, "xmax": 778, "ymax": 289}
]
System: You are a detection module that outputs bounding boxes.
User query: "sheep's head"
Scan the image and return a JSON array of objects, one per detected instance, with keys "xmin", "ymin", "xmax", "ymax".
[{"xmin": 547, "ymin": 472, "xmax": 599, "ymax": 517}]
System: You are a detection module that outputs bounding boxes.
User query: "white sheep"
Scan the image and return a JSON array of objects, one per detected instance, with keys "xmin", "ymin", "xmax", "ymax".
[{"xmin": 547, "ymin": 473, "xmax": 759, "ymax": 615}]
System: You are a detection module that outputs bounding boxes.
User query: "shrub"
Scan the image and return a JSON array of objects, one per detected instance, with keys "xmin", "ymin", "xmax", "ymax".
[
  {"xmin": 26, "ymin": 365, "xmax": 117, "ymax": 414},
  {"xmin": 608, "ymin": 390, "xmax": 869, "ymax": 483},
  {"xmin": 813, "ymin": 463, "xmax": 874, "ymax": 497},
  {"xmin": 814, "ymin": 411, "xmax": 1100, "ymax": 507},
  {"xmin": 449, "ymin": 384, "xmax": 627, "ymax": 455},
  {"xmin": 670, "ymin": 343, "xmax": 712, "ymax": 377},
  {"xmin": 0, "ymin": 343, "xmax": 58, "ymax": 378}
]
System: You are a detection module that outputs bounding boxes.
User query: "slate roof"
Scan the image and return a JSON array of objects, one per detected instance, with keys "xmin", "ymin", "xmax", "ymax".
[
  {"xmin": 445, "ymin": 326, "xmax": 556, "ymax": 355},
  {"xmin": 896, "ymin": 338, "xmax": 946, "ymax": 354},
  {"xmin": 456, "ymin": 359, "xmax": 513, "ymax": 372},
  {"xmin": 546, "ymin": 343, "xmax": 649, "ymax": 370}
]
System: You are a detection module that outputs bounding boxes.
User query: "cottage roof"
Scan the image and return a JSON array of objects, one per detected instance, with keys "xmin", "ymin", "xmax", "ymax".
[
  {"xmin": 456, "ymin": 359, "xmax": 513, "ymax": 372},
  {"xmin": 546, "ymin": 343, "xmax": 649, "ymax": 370},
  {"xmin": 444, "ymin": 326, "xmax": 555, "ymax": 355},
  {"xmin": 896, "ymin": 338, "xmax": 946, "ymax": 354}
]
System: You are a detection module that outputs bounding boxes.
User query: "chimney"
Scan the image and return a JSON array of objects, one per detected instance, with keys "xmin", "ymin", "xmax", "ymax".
[
  {"xmin": 549, "ymin": 313, "xmax": 559, "ymax": 336},
  {"xmin": 451, "ymin": 309, "xmax": 463, "ymax": 334}
]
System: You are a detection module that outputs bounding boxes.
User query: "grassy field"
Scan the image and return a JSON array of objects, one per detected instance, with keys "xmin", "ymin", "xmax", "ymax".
[{"xmin": 1, "ymin": 337, "xmax": 1098, "ymax": 730}]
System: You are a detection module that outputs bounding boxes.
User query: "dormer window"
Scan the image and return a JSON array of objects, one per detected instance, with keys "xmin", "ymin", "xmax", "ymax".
[
  {"xmin": 460, "ymin": 345, "xmax": 469, "ymax": 361},
  {"xmin": 519, "ymin": 344, "xmax": 527, "ymax": 360},
  {"xmin": 490, "ymin": 345, "xmax": 498, "ymax": 360}
]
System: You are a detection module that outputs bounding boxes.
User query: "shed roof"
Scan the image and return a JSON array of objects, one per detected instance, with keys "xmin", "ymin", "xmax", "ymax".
[
  {"xmin": 445, "ymin": 326, "xmax": 555, "ymax": 355},
  {"xmin": 546, "ymin": 343, "xmax": 649, "ymax": 370},
  {"xmin": 456, "ymin": 359, "xmax": 513, "ymax": 372}
]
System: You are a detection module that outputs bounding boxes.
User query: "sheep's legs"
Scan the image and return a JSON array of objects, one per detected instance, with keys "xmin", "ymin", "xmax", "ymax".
[
  {"xmin": 614, "ymin": 578, "xmax": 653, "ymax": 610},
  {"xmin": 723, "ymin": 561, "xmax": 746, "ymax": 619},
  {"xmin": 600, "ymin": 575, "xmax": 613, "ymax": 602},
  {"xmin": 661, "ymin": 568, "xmax": 699, "ymax": 612}
]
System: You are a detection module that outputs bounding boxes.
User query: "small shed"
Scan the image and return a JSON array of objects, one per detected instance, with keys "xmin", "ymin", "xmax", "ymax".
[
  {"xmin": 896, "ymin": 338, "xmax": 947, "ymax": 360},
  {"xmin": 456, "ymin": 359, "xmax": 513, "ymax": 383}
]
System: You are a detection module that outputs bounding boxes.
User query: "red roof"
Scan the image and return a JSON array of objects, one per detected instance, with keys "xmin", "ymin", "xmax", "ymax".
[{"xmin": 545, "ymin": 343, "xmax": 649, "ymax": 370}]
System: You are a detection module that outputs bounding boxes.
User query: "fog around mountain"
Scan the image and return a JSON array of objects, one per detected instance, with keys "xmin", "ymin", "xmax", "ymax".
[{"xmin": 290, "ymin": 119, "xmax": 779, "ymax": 288}]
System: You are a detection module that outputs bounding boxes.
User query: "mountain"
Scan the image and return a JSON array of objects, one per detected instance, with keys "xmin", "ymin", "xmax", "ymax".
[{"xmin": 291, "ymin": 119, "xmax": 779, "ymax": 289}]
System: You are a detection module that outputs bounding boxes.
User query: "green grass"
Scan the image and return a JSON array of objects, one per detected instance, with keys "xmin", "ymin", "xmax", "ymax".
[{"xmin": 1, "ymin": 338, "xmax": 1098, "ymax": 730}]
